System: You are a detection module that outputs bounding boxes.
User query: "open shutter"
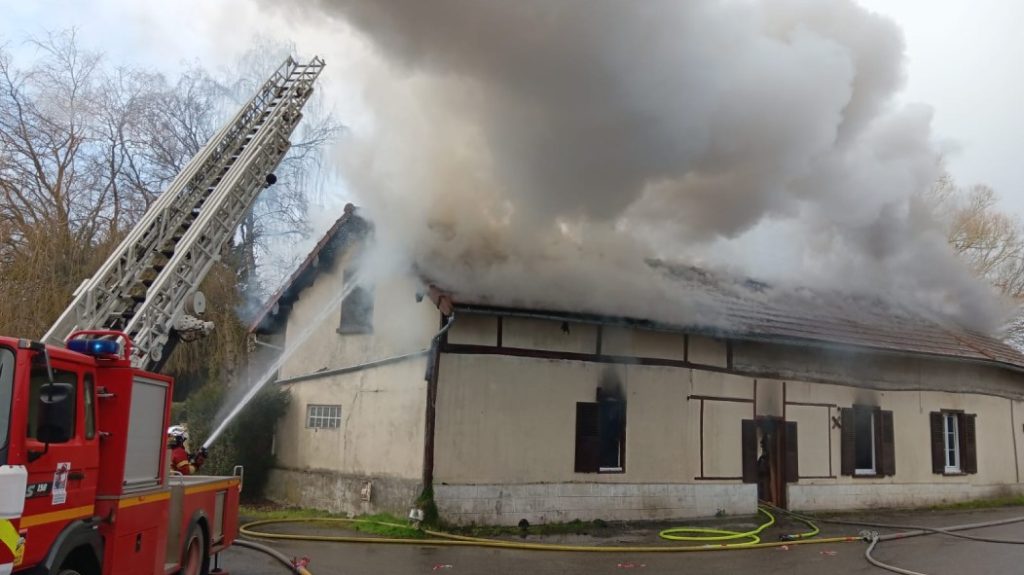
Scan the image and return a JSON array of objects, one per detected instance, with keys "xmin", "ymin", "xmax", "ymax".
[
  {"xmin": 878, "ymin": 410, "xmax": 895, "ymax": 476},
  {"xmin": 930, "ymin": 412, "xmax": 944, "ymax": 474},
  {"xmin": 741, "ymin": 419, "xmax": 757, "ymax": 483},
  {"xmin": 785, "ymin": 421, "xmax": 799, "ymax": 483},
  {"xmin": 961, "ymin": 413, "xmax": 978, "ymax": 474},
  {"xmin": 840, "ymin": 408, "xmax": 855, "ymax": 476},
  {"xmin": 574, "ymin": 402, "xmax": 600, "ymax": 473}
]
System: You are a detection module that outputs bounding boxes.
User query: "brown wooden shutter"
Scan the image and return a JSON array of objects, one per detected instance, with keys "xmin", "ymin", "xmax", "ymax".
[
  {"xmin": 785, "ymin": 421, "xmax": 799, "ymax": 483},
  {"xmin": 878, "ymin": 410, "xmax": 895, "ymax": 476},
  {"xmin": 840, "ymin": 408, "xmax": 855, "ymax": 476},
  {"xmin": 741, "ymin": 419, "xmax": 757, "ymax": 483},
  {"xmin": 961, "ymin": 413, "xmax": 978, "ymax": 474},
  {"xmin": 930, "ymin": 411, "xmax": 944, "ymax": 474},
  {"xmin": 574, "ymin": 402, "xmax": 600, "ymax": 473}
]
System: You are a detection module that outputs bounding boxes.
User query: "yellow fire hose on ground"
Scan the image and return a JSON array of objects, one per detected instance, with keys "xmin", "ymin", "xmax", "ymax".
[
  {"xmin": 239, "ymin": 505, "xmax": 860, "ymax": 565},
  {"xmin": 239, "ymin": 501, "xmax": 1024, "ymax": 575}
]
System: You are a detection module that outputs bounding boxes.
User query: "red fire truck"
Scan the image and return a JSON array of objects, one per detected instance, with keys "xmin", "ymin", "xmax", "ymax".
[
  {"xmin": 0, "ymin": 55, "xmax": 324, "ymax": 575},
  {"xmin": 1, "ymin": 332, "xmax": 240, "ymax": 575}
]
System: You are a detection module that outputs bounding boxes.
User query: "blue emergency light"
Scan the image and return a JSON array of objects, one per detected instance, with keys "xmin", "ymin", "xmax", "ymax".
[{"xmin": 68, "ymin": 339, "xmax": 122, "ymax": 357}]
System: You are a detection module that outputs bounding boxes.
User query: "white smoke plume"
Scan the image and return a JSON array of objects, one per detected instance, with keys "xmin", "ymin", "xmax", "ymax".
[{"xmin": 281, "ymin": 0, "xmax": 1009, "ymax": 333}]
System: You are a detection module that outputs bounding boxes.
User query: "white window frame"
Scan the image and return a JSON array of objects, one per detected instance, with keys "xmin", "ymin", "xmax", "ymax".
[
  {"xmin": 944, "ymin": 412, "xmax": 961, "ymax": 473},
  {"xmin": 306, "ymin": 404, "xmax": 342, "ymax": 429},
  {"xmin": 854, "ymin": 409, "xmax": 876, "ymax": 475}
]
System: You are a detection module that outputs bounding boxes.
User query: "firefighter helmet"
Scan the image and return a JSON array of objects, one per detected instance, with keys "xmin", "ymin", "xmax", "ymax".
[{"xmin": 167, "ymin": 425, "xmax": 189, "ymax": 445}]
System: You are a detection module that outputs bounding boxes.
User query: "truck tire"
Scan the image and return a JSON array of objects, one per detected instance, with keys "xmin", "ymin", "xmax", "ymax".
[
  {"xmin": 179, "ymin": 524, "xmax": 208, "ymax": 575},
  {"xmin": 57, "ymin": 571, "xmax": 83, "ymax": 575}
]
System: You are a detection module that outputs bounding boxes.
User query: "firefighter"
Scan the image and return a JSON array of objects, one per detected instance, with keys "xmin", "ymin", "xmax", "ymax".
[{"xmin": 167, "ymin": 425, "xmax": 208, "ymax": 475}]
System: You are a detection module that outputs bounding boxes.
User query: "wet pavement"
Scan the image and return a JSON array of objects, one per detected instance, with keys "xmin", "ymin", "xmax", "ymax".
[{"xmin": 219, "ymin": 506, "xmax": 1024, "ymax": 574}]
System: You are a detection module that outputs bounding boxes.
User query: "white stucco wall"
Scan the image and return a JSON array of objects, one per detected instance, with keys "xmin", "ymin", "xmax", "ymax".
[
  {"xmin": 784, "ymin": 380, "xmax": 1022, "ymax": 488},
  {"xmin": 277, "ymin": 244, "xmax": 439, "ymax": 381},
  {"xmin": 267, "ymin": 247, "xmax": 440, "ymax": 513},
  {"xmin": 431, "ymin": 315, "xmax": 1024, "ymax": 521},
  {"xmin": 269, "ymin": 287, "xmax": 1024, "ymax": 522},
  {"xmin": 276, "ymin": 358, "xmax": 429, "ymax": 479}
]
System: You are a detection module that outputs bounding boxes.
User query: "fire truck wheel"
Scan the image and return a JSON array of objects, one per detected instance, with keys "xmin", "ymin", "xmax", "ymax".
[
  {"xmin": 179, "ymin": 524, "xmax": 208, "ymax": 575},
  {"xmin": 57, "ymin": 571, "xmax": 83, "ymax": 575}
]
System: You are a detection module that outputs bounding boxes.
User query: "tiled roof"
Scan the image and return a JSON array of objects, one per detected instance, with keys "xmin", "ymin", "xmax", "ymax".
[{"xmin": 443, "ymin": 262, "xmax": 1024, "ymax": 371}]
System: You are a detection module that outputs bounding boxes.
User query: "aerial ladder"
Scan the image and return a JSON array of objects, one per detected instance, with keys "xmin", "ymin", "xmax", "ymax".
[
  {"xmin": 43, "ymin": 55, "xmax": 325, "ymax": 371},
  {"xmin": 0, "ymin": 56, "xmax": 325, "ymax": 575}
]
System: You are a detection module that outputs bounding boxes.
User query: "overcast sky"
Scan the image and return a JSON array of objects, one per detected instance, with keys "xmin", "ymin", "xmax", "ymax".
[{"xmin": 2, "ymin": 0, "xmax": 1022, "ymax": 216}]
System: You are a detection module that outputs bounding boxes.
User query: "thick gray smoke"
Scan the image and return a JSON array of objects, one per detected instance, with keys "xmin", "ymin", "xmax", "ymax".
[{"xmin": 285, "ymin": 0, "xmax": 1009, "ymax": 332}]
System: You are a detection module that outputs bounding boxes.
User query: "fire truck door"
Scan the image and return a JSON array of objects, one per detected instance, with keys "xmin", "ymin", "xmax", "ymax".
[{"xmin": 20, "ymin": 362, "xmax": 99, "ymax": 566}]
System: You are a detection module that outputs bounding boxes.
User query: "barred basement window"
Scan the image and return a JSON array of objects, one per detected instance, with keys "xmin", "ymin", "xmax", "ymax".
[{"xmin": 306, "ymin": 404, "xmax": 342, "ymax": 429}]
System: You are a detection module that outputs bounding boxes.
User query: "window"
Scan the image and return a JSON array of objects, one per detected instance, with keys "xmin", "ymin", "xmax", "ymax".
[
  {"xmin": 853, "ymin": 408, "xmax": 875, "ymax": 474},
  {"xmin": 338, "ymin": 269, "xmax": 374, "ymax": 334},
  {"xmin": 943, "ymin": 413, "xmax": 959, "ymax": 472},
  {"xmin": 574, "ymin": 399, "xmax": 626, "ymax": 473},
  {"xmin": 27, "ymin": 367, "xmax": 78, "ymax": 444},
  {"xmin": 306, "ymin": 404, "xmax": 342, "ymax": 429},
  {"xmin": 84, "ymin": 374, "xmax": 96, "ymax": 440},
  {"xmin": 0, "ymin": 347, "xmax": 14, "ymax": 460},
  {"xmin": 931, "ymin": 411, "xmax": 976, "ymax": 475},
  {"xmin": 840, "ymin": 406, "xmax": 895, "ymax": 477}
]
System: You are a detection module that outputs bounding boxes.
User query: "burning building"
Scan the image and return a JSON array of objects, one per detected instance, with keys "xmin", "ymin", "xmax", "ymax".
[{"xmin": 250, "ymin": 205, "xmax": 1024, "ymax": 524}]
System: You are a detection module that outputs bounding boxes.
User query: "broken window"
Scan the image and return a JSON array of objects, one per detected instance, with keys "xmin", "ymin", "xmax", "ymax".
[
  {"xmin": 930, "ymin": 411, "xmax": 976, "ymax": 475},
  {"xmin": 338, "ymin": 269, "xmax": 374, "ymax": 334},
  {"xmin": 840, "ymin": 406, "xmax": 895, "ymax": 477},
  {"xmin": 574, "ymin": 398, "xmax": 626, "ymax": 473}
]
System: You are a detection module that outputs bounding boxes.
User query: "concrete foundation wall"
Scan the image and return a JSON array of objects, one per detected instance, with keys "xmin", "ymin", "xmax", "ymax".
[
  {"xmin": 789, "ymin": 482, "xmax": 1024, "ymax": 511},
  {"xmin": 266, "ymin": 468, "xmax": 421, "ymax": 517},
  {"xmin": 435, "ymin": 483, "xmax": 756, "ymax": 525}
]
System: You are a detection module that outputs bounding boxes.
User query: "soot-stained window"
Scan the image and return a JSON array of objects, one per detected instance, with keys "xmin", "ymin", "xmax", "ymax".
[
  {"xmin": 338, "ymin": 269, "xmax": 374, "ymax": 334},
  {"xmin": 840, "ymin": 405, "xmax": 895, "ymax": 477},
  {"xmin": 853, "ymin": 408, "xmax": 875, "ymax": 473},
  {"xmin": 574, "ymin": 389, "xmax": 626, "ymax": 473}
]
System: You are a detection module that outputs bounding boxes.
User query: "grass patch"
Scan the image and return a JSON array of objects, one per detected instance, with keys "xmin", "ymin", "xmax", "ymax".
[{"xmin": 239, "ymin": 505, "xmax": 426, "ymax": 539}]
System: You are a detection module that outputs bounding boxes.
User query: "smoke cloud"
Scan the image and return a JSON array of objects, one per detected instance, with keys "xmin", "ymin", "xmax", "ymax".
[{"xmin": 285, "ymin": 0, "xmax": 1009, "ymax": 333}]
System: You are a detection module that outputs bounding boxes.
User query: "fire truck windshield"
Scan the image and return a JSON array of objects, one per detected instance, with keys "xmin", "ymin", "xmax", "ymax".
[{"xmin": 0, "ymin": 347, "xmax": 13, "ymax": 465}]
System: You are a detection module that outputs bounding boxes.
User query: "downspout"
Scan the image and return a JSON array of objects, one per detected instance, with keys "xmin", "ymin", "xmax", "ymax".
[{"xmin": 422, "ymin": 313, "xmax": 455, "ymax": 501}]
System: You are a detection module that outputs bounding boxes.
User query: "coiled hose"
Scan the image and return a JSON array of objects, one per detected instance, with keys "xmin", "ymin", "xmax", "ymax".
[{"xmin": 657, "ymin": 506, "xmax": 818, "ymax": 546}]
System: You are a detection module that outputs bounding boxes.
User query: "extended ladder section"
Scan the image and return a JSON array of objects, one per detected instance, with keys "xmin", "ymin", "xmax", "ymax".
[{"xmin": 43, "ymin": 56, "xmax": 325, "ymax": 370}]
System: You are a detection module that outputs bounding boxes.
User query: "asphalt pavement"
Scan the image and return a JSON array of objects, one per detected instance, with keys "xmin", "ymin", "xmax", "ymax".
[{"xmin": 218, "ymin": 506, "xmax": 1024, "ymax": 575}]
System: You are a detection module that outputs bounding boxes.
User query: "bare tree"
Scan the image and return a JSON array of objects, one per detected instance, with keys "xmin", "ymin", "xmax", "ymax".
[
  {"xmin": 0, "ymin": 30, "xmax": 340, "ymax": 395},
  {"xmin": 926, "ymin": 171, "xmax": 1024, "ymax": 345},
  {"xmin": 222, "ymin": 37, "xmax": 344, "ymax": 305}
]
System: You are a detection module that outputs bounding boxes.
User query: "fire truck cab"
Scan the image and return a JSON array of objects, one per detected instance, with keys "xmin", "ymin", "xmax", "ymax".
[{"xmin": 0, "ymin": 332, "xmax": 239, "ymax": 575}]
